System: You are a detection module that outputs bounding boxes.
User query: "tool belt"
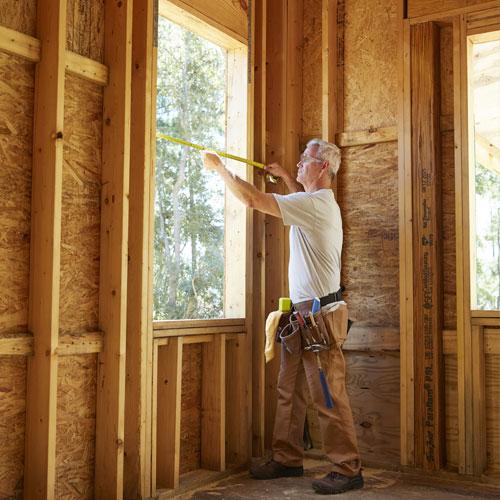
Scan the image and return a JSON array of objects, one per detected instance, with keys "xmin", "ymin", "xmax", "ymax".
[{"xmin": 275, "ymin": 289, "xmax": 350, "ymax": 355}]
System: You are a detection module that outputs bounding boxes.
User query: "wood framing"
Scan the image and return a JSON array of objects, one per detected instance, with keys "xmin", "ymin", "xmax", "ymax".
[
  {"xmin": 155, "ymin": 338, "xmax": 183, "ymax": 490},
  {"xmin": 125, "ymin": 0, "xmax": 155, "ymax": 497},
  {"xmin": 251, "ymin": 0, "xmax": 267, "ymax": 458},
  {"xmin": 399, "ymin": 11, "xmax": 415, "ymax": 466},
  {"xmin": 23, "ymin": 0, "xmax": 66, "ymax": 497},
  {"xmin": 453, "ymin": 14, "xmax": 475, "ymax": 475},
  {"xmin": 322, "ymin": 0, "xmax": 340, "ymax": 142},
  {"xmin": 264, "ymin": 0, "xmax": 287, "ymax": 449},
  {"xmin": 201, "ymin": 334, "xmax": 226, "ymax": 470},
  {"xmin": 410, "ymin": 21, "xmax": 445, "ymax": 470},
  {"xmin": 0, "ymin": 24, "xmax": 39, "ymax": 61},
  {"xmin": 94, "ymin": 0, "xmax": 133, "ymax": 497},
  {"xmin": 65, "ymin": 51, "xmax": 108, "ymax": 86}
]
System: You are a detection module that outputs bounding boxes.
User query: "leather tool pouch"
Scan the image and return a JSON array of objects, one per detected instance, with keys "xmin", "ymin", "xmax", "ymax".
[
  {"xmin": 275, "ymin": 311, "xmax": 293, "ymax": 343},
  {"xmin": 278, "ymin": 318, "xmax": 302, "ymax": 354}
]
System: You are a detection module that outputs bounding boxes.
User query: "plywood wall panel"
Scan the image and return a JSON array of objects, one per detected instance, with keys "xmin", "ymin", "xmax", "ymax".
[
  {"xmin": 66, "ymin": 0, "xmax": 105, "ymax": 62},
  {"xmin": 0, "ymin": 0, "xmax": 36, "ymax": 35},
  {"xmin": 348, "ymin": 351, "xmax": 400, "ymax": 465},
  {"xmin": 445, "ymin": 354, "xmax": 459, "ymax": 469},
  {"xmin": 486, "ymin": 353, "xmax": 500, "ymax": 473},
  {"xmin": 343, "ymin": 0, "xmax": 398, "ymax": 132},
  {"xmin": 55, "ymin": 354, "xmax": 97, "ymax": 499},
  {"xmin": 59, "ymin": 74, "xmax": 102, "ymax": 335},
  {"xmin": 180, "ymin": 343, "xmax": 202, "ymax": 475},
  {"xmin": 302, "ymin": 0, "xmax": 322, "ymax": 139},
  {"xmin": 305, "ymin": 351, "xmax": 400, "ymax": 466},
  {"xmin": 440, "ymin": 26, "xmax": 456, "ymax": 330},
  {"xmin": 339, "ymin": 142, "xmax": 399, "ymax": 327},
  {"xmin": 0, "ymin": 356, "xmax": 26, "ymax": 499},
  {"xmin": 0, "ymin": 53, "xmax": 34, "ymax": 335}
]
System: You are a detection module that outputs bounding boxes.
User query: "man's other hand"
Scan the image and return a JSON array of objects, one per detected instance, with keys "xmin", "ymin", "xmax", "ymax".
[
  {"xmin": 265, "ymin": 162, "xmax": 289, "ymax": 179},
  {"xmin": 201, "ymin": 150, "xmax": 223, "ymax": 172}
]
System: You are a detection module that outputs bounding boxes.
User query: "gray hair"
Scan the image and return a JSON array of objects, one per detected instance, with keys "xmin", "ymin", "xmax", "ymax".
[{"xmin": 307, "ymin": 138, "xmax": 341, "ymax": 179}]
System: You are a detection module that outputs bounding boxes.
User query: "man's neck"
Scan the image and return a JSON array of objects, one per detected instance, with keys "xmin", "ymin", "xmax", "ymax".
[{"xmin": 303, "ymin": 181, "xmax": 331, "ymax": 193}]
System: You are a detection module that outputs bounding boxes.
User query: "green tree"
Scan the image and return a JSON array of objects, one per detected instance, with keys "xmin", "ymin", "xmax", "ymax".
[
  {"xmin": 154, "ymin": 19, "xmax": 226, "ymax": 320},
  {"xmin": 474, "ymin": 162, "xmax": 500, "ymax": 310}
]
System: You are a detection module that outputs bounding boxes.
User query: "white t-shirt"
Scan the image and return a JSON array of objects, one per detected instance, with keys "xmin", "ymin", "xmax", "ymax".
[{"xmin": 273, "ymin": 189, "xmax": 342, "ymax": 303}]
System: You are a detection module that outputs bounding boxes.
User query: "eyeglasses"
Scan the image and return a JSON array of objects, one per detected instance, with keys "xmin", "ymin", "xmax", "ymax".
[{"xmin": 299, "ymin": 153, "xmax": 323, "ymax": 164}]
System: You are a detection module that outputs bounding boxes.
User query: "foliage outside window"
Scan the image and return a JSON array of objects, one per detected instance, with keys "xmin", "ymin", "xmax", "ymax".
[
  {"xmin": 154, "ymin": 18, "xmax": 227, "ymax": 320},
  {"xmin": 469, "ymin": 34, "xmax": 500, "ymax": 310}
]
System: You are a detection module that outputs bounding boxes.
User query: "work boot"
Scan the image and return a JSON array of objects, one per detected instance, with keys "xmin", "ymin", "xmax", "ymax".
[
  {"xmin": 312, "ymin": 471, "xmax": 364, "ymax": 494},
  {"xmin": 250, "ymin": 459, "xmax": 304, "ymax": 480}
]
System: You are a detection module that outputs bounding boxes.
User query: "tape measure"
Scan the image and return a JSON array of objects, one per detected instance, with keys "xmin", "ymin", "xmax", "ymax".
[{"xmin": 156, "ymin": 132, "xmax": 278, "ymax": 183}]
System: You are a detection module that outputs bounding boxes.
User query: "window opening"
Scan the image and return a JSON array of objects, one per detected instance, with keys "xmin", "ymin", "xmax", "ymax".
[{"xmin": 468, "ymin": 30, "xmax": 500, "ymax": 311}]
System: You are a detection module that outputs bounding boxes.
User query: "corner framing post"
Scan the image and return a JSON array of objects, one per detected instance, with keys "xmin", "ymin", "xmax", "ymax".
[
  {"xmin": 95, "ymin": 0, "xmax": 133, "ymax": 497},
  {"xmin": 410, "ymin": 21, "xmax": 445, "ymax": 470},
  {"xmin": 24, "ymin": 0, "xmax": 67, "ymax": 497},
  {"xmin": 125, "ymin": 0, "xmax": 155, "ymax": 497}
]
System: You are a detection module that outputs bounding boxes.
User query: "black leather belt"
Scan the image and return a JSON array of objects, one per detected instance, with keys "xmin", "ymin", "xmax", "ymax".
[{"xmin": 319, "ymin": 288, "xmax": 343, "ymax": 307}]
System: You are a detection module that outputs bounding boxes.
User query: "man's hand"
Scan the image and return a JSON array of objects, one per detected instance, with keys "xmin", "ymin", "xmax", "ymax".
[
  {"xmin": 201, "ymin": 150, "xmax": 224, "ymax": 172},
  {"xmin": 264, "ymin": 162, "xmax": 288, "ymax": 179}
]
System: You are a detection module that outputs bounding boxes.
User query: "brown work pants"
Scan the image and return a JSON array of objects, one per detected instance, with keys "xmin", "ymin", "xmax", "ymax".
[{"xmin": 272, "ymin": 301, "xmax": 361, "ymax": 477}]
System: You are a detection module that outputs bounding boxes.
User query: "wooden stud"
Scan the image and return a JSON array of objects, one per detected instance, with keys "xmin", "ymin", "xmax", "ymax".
[
  {"xmin": 399, "ymin": 11, "xmax": 415, "ymax": 466},
  {"xmin": 155, "ymin": 337, "xmax": 183, "ymax": 490},
  {"xmin": 251, "ymin": 0, "xmax": 267, "ymax": 458},
  {"xmin": 201, "ymin": 334, "xmax": 226, "ymax": 470},
  {"xmin": 154, "ymin": 318, "xmax": 244, "ymax": 330},
  {"xmin": 94, "ymin": 0, "xmax": 133, "ymax": 498},
  {"xmin": 408, "ymin": 0, "xmax": 500, "ymax": 23},
  {"xmin": 154, "ymin": 326, "xmax": 246, "ymax": 338},
  {"xmin": 264, "ymin": 0, "xmax": 287, "ymax": 450},
  {"xmin": 321, "ymin": 0, "xmax": 338, "ymax": 143},
  {"xmin": 124, "ymin": 0, "xmax": 155, "ymax": 497},
  {"xmin": 23, "ymin": 0, "xmax": 67, "ymax": 497},
  {"xmin": 336, "ymin": 126, "xmax": 398, "ymax": 148},
  {"xmin": 411, "ymin": 21, "xmax": 445, "ymax": 470},
  {"xmin": 453, "ymin": 14, "xmax": 474, "ymax": 475},
  {"xmin": 471, "ymin": 325, "xmax": 487, "ymax": 474}
]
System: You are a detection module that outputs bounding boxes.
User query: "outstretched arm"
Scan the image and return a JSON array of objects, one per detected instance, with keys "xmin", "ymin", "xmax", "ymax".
[{"xmin": 201, "ymin": 151, "xmax": 282, "ymax": 218}]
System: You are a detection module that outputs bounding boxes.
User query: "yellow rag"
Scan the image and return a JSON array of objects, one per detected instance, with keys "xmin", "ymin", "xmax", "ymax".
[{"xmin": 265, "ymin": 310, "xmax": 283, "ymax": 363}]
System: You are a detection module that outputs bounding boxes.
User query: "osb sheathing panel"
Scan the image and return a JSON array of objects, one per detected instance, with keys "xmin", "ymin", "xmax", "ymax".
[
  {"xmin": 343, "ymin": 0, "xmax": 398, "ymax": 131},
  {"xmin": 444, "ymin": 354, "xmax": 459, "ymax": 469},
  {"xmin": 59, "ymin": 73, "xmax": 102, "ymax": 335},
  {"xmin": 339, "ymin": 142, "xmax": 399, "ymax": 327},
  {"xmin": 0, "ymin": 0, "xmax": 36, "ymax": 35},
  {"xmin": 55, "ymin": 354, "xmax": 97, "ymax": 500},
  {"xmin": 306, "ymin": 351, "xmax": 400, "ymax": 466},
  {"xmin": 67, "ymin": 0, "xmax": 105, "ymax": 62},
  {"xmin": 302, "ymin": 0, "xmax": 322, "ymax": 138},
  {"xmin": 0, "ymin": 356, "xmax": 27, "ymax": 499},
  {"xmin": 0, "ymin": 53, "xmax": 34, "ymax": 335},
  {"xmin": 180, "ymin": 343, "xmax": 202, "ymax": 475},
  {"xmin": 440, "ymin": 26, "xmax": 457, "ymax": 330}
]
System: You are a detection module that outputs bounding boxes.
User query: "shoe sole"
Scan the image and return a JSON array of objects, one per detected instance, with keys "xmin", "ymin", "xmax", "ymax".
[{"xmin": 312, "ymin": 480, "xmax": 364, "ymax": 495}]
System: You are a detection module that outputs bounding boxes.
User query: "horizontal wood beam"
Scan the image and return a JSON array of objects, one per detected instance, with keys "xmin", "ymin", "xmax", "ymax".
[
  {"xmin": 443, "ymin": 329, "xmax": 500, "ymax": 354},
  {"xmin": 65, "ymin": 50, "xmax": 108, "ymax": 86},
  {"xmin": 0, "ymin": 332, "xmax": 104, "ymax": 355},
  {"xmin": 343, "ymin": 326, "xmax": 400, "ymax": 351},
  {"xmin": 336, "ymin": 126, "xmax": 398, "ymax": 148},
  {"xmin": 153, "ymin": 318, "xmax": 245, "ymax": 330},
  {"xmin": 0, "ymin": 24, "xmax": 39, "ymax": 61},
  {"xmin": 0, "ymin": 334, "xmax": 33, "ymax": 355},
  {"xmin": 153, "ymin": 326, "xmax": 246, "ymax": 338},
  {"xmin": 0, "ymin": 23, "xmax": 108, "ymax": 86},
  {"xmin": 409, "ymin": 0, "xmax": 500, "ymax": 24}
]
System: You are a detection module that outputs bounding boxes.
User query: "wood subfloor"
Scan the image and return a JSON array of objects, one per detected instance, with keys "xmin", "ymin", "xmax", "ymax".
[{"xmin": 156, "ymin": 458, "xmax": 500, "ymax": 499}]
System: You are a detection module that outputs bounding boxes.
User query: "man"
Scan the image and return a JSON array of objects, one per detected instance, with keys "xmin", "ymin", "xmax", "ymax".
[{"xmin": 201, "ymin": 139, "xmax": 362, "ymax": 495}]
